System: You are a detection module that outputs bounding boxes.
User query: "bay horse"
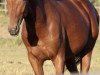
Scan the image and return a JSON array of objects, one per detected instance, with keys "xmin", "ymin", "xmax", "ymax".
[
  {"xmin": 7, "ymin": 0, "xmax": 99, "ymax": 75},
  {"xmin": 65, "ymin": 0, "xmax": 99, "ymax": 73}
]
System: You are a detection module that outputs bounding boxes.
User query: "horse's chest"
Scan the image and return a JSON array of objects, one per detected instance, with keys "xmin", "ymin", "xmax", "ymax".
[
  {"xmin": 22, "ymin": 21, "xmax": 63, "ymax": 59},
  {"xmin": 27, "ymin": 40, "xmax": 60, "ymax": 59},
  {"xmin": 22, "ymin": 33, "xmax": 61, "ymax": 59}
]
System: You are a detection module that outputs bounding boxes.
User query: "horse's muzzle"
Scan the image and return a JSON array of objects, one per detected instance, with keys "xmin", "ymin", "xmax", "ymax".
[{"xmin": 8, "ymin": 25, "xmax": 20, "ymax": 36}]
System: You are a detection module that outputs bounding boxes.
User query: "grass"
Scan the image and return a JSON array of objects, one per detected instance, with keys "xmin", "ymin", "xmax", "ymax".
[
  {"xmin": 0, "ymin": 12, "xmax": 8, "ymax": 26},
  {"xmin": 0, "ymin": 36, "xmax": 23, "ymax": 47},
  {"xmin": 94, "ymin": 0, "xmax": 100, "ymax": 6}
]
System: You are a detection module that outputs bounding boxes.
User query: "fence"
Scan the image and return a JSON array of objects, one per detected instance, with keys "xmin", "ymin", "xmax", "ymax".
[{"xmin": 0, "ymin": 0, "xmax": 7, "ymax": 13}]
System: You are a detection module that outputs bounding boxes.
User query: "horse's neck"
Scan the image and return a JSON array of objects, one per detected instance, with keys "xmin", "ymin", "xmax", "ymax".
[
  {"xmin": 43, "ymin": 0, "xmax": 59, "ymax": 21},
  {"xmin": 36, "ymin": 0, "xmax": 59, "ymax": 24},
  {"xmin": 25, "ymin": 0, "xmax": 59, "ymax": 27},
  {"xmin": 25, "ymin": 0, "xmax": 60, "ymax": 34},
  {"xmin": 23, "ymin": 0, "xmax": 62, "ymax": 46}
]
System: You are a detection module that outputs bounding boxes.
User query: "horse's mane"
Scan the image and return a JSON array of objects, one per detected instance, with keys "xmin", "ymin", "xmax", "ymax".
[{"xmin": 25, "ymin": 0, "xmax": 45, "ymax": 18}]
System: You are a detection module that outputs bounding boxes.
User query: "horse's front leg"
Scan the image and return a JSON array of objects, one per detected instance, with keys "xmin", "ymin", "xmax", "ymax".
[
  {"xmin": 28, "ymin": 52, "xmax": 44, "ymax": 75},
  {"xmin": 53, "ymin": 56, "xmax": 65, "ymax": 75},
  {"xmin": 52, "ymin": 48, "xmax": 65, "ymax": 75}
]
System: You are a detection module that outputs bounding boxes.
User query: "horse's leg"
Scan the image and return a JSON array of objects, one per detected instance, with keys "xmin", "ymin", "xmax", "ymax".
[
  {"xmin": 80, "ymin": 37, "xmax": 97, "ymax": 73},
  {"xmin": 52, "ymin": 49, "xmax": 65, "ymax": 75},
  {"xmin": 79, "ymin": 0, "xmax": 99, "ymax": 73},
  {"xmin": 28, "ymin": 52, "xmax": 44, "ymax": 75},
  {"xmin": 78, "ymin": 0, "xmax": 99, "ymax": 72},
  {"xmin": 53, "ymin": 56, "xmax": 64, "ymax": 75},
  {"xmin": 80, "ymin": 51, "xmax": 92, "ymax": 72},
  {"xmin": 65, "ymin": 57, "xmax": 78, "ymax": 73}
]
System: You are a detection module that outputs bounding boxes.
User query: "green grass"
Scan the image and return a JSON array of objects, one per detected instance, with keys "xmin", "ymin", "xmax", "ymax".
[
  {"xmin": 0, "ymin": 37, "xmax": 23, "ymax": 48},
  {"xmin": 93, "ymin": 0, "xmax": 100, "ymax": 6},
  {"xmin": 0, "ymin": 12, "xmax": 8, "ymax": 26},
  {"xmin": 89, "ymin": 0, "xmax": 100, "ymax": 6}
]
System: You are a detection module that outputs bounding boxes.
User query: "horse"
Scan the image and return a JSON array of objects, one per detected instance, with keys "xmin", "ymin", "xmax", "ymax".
[
  {"xmin": 65, "ymin": 0, "xmax": 99, "ymax": 72},
  {"xmin": 6, "ymin": 0, "xmax": 99, "ymax": 75}
]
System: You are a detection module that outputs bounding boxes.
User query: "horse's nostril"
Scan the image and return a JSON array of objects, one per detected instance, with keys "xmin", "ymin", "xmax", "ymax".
[
  {"xmin": 9, "ymin": 28, "xmax": 16, "ymax": 34},
  {"xmin": 12, "ymin": 28, "xmax": 16, "ymax": 31},
  {"xmin": 16, "ymin": 25, "xmax": 19, "ymax": 31}
]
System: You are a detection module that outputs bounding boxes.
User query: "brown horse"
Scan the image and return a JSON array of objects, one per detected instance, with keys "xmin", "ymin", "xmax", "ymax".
[
  {"xmin": 72, "ymin": 0, "xmax": 99, "ymax": 72},
  {"xmin": 64, "ymin": 0, "xmax": 99, "ymax": 73},
  {"xmin": 7, "ymin": 0, "xmax": 99, "ymax": 75}
]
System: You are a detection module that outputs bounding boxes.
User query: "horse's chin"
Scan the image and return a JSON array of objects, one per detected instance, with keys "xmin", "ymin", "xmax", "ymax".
[{"xmin": 9, "ymin": 25, "xmax": 20, "ymax": 36}]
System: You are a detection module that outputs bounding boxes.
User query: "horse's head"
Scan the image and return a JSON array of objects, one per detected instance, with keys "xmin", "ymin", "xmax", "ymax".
[{"xmin": 7, "ymin": 0, "xmax": 27, "ymax": 36}]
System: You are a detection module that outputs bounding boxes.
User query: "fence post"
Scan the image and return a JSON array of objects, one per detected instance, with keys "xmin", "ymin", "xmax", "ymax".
[
  {"xmin": 4, "ymin": 0, "xmax": 7, "ymax": 13},
  {"xmin": 0, "ymin": 0, "xmax": 7, "ymax": 13}
]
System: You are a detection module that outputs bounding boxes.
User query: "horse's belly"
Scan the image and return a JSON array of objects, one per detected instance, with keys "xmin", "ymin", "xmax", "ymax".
[
  {"xmin": 67, "ymin": 29, "xmax": 89, "ymax": 55},
  {"xmin": 59, "ymin": 5, "xmax": 90, "ymax": 54}
]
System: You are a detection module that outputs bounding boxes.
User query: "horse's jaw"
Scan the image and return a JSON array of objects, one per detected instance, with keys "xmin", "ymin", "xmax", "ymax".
[{"xmin": 8, "ymin": 17, "xmax": 23, "ymax": 36}]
